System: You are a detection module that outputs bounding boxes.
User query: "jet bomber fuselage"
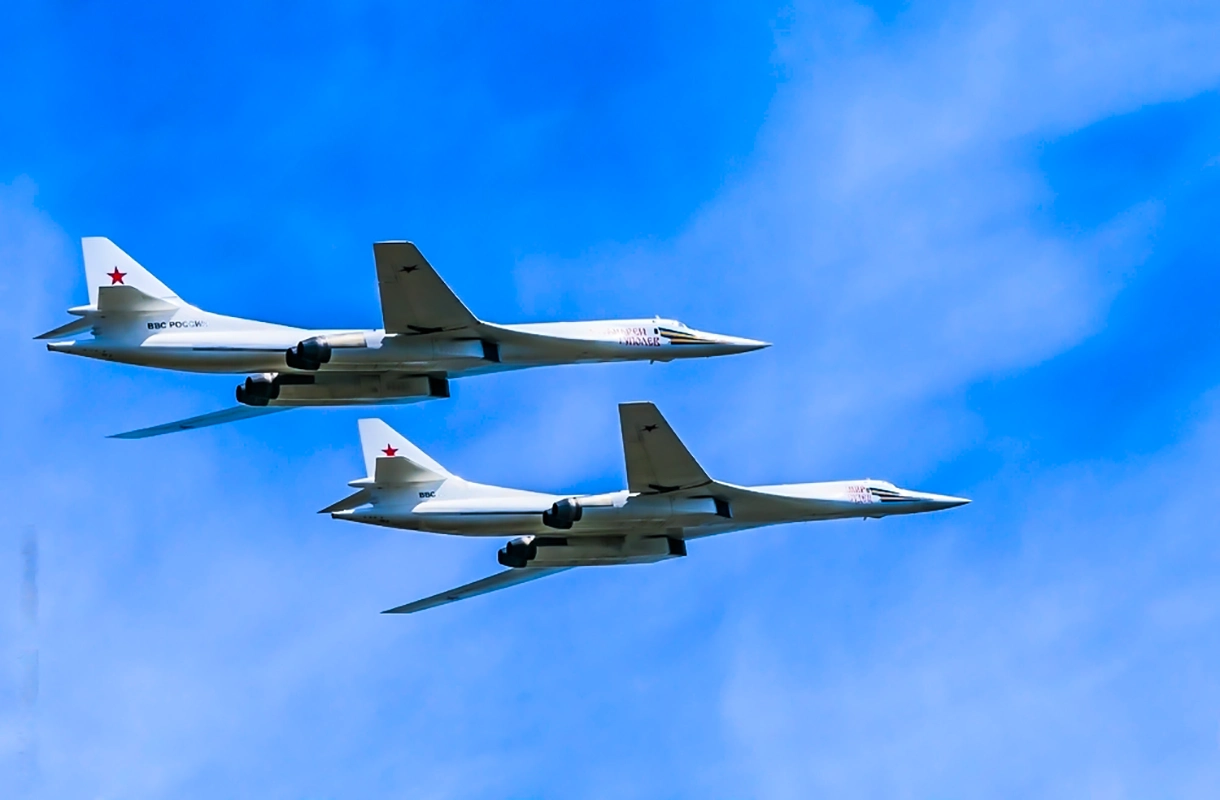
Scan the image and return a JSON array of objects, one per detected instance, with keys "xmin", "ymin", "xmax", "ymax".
[
  {"xmin": 38, "ymin": 238, "xmax": 766, "ymax": 436},
  {"xmin": 328, "ymin": 404, "xmax": 970, "ymax": 614}
]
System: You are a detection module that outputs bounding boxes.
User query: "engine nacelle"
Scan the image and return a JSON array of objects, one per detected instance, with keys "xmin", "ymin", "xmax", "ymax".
[
  {"xmin": 511, "ymin": 535, "xmax": 684, "ymax": 568},
  {"xmin": 542, "ymin": 498, "xmax": 584, "ymax": 530},
  {"xmin": 497, "ymin": 536, "xmax": 538, "ymax": 569},
  {"xmin": 235, "ymin": 374, "xmax": 280, "ymax": 406},
  {"xmin": 285, "ymin": 336, "xmax": 333, "ymax": 371},
  {"xmin": 234, "ymin": 373, "xmax": 448, "ymax": 407}
]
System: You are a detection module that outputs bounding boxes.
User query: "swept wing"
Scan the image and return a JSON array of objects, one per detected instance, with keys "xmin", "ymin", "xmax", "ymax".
[
  {"xmin": 109, "ymin": 405, "xmax": 289, "ymax": 439},
  {"xmin": 36, "ymin": 317, "xmax": 94, "ymax": 340},
  {"xmin": 382, "ymin": 567, "xmax": 571, "ymax": 614}
]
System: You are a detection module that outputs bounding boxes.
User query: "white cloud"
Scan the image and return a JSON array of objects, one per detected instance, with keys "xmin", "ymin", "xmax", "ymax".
[
  {"xmin": 3, "ymin": 0, "xmax": 1220, "ymax": 796},
  {"xmin": 718, "ymin": 390, "xmax": 1220, "ymax": 798},
  {"xmin": 510, "ymin": 0, "xmax": 1220, "ymax": 482}
]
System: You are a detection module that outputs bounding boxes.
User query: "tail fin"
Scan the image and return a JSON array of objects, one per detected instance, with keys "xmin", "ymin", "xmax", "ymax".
[
  {"xmin": 82, "ymin": 237, "xmax": 181, "ymax": 307},
  {"xmin": 619, "ymin": 402, "xmax": 711, "ymax": 494},
  {"xmin": 358, "ymin": 418, "xmax": 451, "ymax": 483}
]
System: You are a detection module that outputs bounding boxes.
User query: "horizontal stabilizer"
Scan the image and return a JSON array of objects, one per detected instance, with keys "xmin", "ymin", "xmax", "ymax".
[
  {"xmin": 382, "ymin": 567, "xmax": 571, "ymax": 615},
  {"xmin": 358, "ymin": 418, "xmax": 450, "ymax": 482},
  {"xmin": 110, "ymin": 405, "xmax": 289, "ymax": 439},
  {"xmin": 373, "ymin": 241, "xmax": 479, "ymax": 334},
  {"xmin": 35, "ymin": 317, "xmax": 93, "ymax": 340},
  {"xmin": 374, "ymin": 456, "xmax": 445, "ymax": 485},
  {"xmin": 319, "ymin": 488, "xmax": 372, "ymax": 514},
  {"xmin": 619, "ymin": 402, "xmax": 711, "ymax": 494},
  {"xmin": 97, "ymin": 285, "xmax": 180, "ymax": 313}
]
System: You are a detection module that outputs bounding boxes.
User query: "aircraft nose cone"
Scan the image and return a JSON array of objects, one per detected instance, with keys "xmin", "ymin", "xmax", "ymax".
[
  {"xmin": 712, "ymin": 334, "xmax": 771, "ymax": 354},
  {"xmin": 894, "ymin": 489, "xmax": 970, "ymax": 511},
  {"xmin": 738, "ymin": 336, "xmax": 771, "ymax": 352},
  {"xmin": 923, "ymin": 493, "xmax": 971, "ymax": 510}
]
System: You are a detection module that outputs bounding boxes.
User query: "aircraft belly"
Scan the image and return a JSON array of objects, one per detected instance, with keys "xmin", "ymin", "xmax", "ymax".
[
  {"xmin": 404, "ymin": 513, "xmax": 544, "ymax": 536},
  {"xmin": 492, "ymin": 338, "xmax": 750, "ymax": 365},
  {"xmin": 328, "ymin": 336, "xmax": 499, "ymax": 372},
  {"xmin": 138, "ymin": 348, "xmax": 287, "ymax": 373},
  {"xmin": 498, "ymin": 340, "xmax": 663, "ymax": 365},
  {"xmin": 260, "ymin": 373, "xmax": 446, "ymax": 405},
  {"xmin": 678, "ymin": 522, "xmax": 750, "ymax": 540},
  {"xmin": 316, "ymin": 337, "xmax": 704, "ymax": 373},
  {"xmin": 322, "ymin": 348, "xmax": 446, "ymax": 371},
  {"xmin": 728, "ymin": 495, "xmax": 867, "ymax": 522},
  {"xmin": 526, "ymin": 534, "xmax": 683, "ymax": 567},
  {"xmin": 55, "ymin": 343, "xmax": 286, "ymax": 373},
  {"xmin": 383, "ymin": 514, "xmax": 706, "ymax": 539},
  {"xmin": 563, "ymin": 521, "xmax": 675, "ymax": 537},
  {"xmin": 574, "ymin": 506, "xmax": 719, "ymax": 531}
]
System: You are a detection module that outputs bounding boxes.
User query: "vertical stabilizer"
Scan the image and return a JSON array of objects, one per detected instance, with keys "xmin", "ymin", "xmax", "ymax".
[
  {"xmin": 82, "ymin": 237, "xmax": 181, "ymax": 306},
  {"xmin": 357, "ymin": 418, "xmax": 451, "ymax": 482},
  {"xmin": 619, "ymin": 402, "xmax": 711, "ymax": 494}
]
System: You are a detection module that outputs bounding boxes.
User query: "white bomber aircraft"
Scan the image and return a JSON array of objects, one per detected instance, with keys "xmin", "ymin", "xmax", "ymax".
[
  {"xmin": 330, "ymin": 403, "xmax": 970, "ymax": 614},
  {"xmin": 38, "ymin": 238, "xmax": 767, "ymax": 438}
]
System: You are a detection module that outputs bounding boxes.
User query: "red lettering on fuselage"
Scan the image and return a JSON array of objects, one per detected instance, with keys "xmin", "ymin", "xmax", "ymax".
[{"xmin": 608, "ymin": 326, "xmax": 661, "ymax": 346}]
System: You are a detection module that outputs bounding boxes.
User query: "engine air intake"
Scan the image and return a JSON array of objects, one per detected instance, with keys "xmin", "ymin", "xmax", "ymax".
[
  {"xmin": 542, "ymin": 498, "xmax": 583, "ymax": 530},
  {"xmin": 285, "ymin": 336, "xmax": 333, "ymax": 371}
]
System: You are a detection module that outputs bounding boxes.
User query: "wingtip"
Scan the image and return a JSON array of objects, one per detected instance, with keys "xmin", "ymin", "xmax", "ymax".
[{"xmin": 107, "ymin": 426, "xmax": 181, "ymax": 440}]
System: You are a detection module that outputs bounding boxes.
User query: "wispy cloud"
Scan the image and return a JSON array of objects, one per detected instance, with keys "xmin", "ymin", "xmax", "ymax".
[
  {"xmin": 2, "ymin": 1, "xmax": 1219, "ymax": 797},
  {"xmin": 513, "ymin": 0, "xmax": 1220, "ymax": 479},
  {"xmin": 720, "ymin": 391, "xmax": 1220, "ymax": 798}
]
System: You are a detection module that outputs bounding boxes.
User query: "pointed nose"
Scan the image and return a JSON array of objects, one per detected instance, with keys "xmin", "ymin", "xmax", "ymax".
[
  {"xmin": 705, "ymin": 333, "xmax": 771, "ymax": 354},
  {"xmin": 734, "ymin": 336, "xmax": 771, "ymax": 353},
  {"xmin": 917, "ymin": 493, "xmax": 971, "ymax": 510}
]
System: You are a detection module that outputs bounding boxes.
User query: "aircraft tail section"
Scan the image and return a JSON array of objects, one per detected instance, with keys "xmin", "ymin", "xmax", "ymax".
[
  {"xmin": 619, "ymin": 402, "xmax": 712, "ymax": 494},
  {"xmin": 37, "ymin": 237, "xmax": 187, "ymax": 339},
  {"xmin": 319, "ymin": 418, "xmax": 452, "ymax": 513},
  {"xmin": 82, "ymin": 237, "xmax": 183, "ymax": 308},
  {"xmin": 358, "ymin": 418, "xmax": 451, "ymax": 483}
]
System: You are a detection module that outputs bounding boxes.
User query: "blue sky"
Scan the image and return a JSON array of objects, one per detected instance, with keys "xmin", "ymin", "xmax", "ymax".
[{"xmin": 2, "ymin": 1, "xmax": 1220, "ymax": 797}]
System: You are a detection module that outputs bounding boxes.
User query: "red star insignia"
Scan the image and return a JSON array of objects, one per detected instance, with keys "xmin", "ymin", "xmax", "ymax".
[
  {"xmin": 382, "ymin": 445, "xmax": 398, "ymax": 457},
  {"xmin": 107, "ymin": 268, "xmax": 127, "ymax": 285}
]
